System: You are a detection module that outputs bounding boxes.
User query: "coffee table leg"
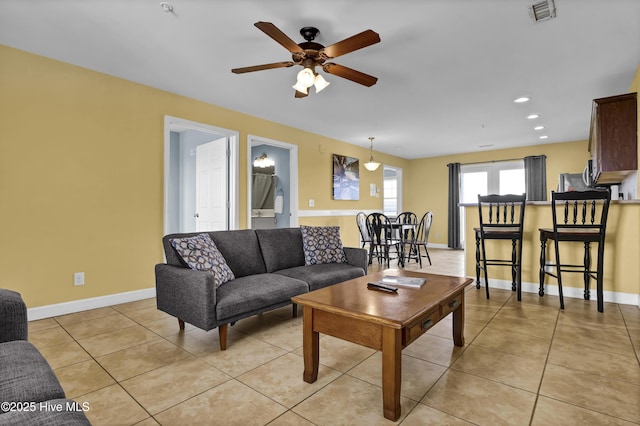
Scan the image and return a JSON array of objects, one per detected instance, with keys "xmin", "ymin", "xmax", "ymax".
[
  {"xmin": 302, "ymin": 306, "xmax": 319, "ymax": 383},
  {"xmin": 453, "ymin": 292, "xmax": 465, "ymax": 347},
  {"xmin": 381, "ymin": 326, "xmax": 402, "ymax": 421}
]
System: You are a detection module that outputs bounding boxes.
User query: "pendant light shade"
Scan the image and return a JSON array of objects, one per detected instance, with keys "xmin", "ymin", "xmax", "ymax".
[
  {"xmin": 363, "ymin": 137, "xmax": 380, "ymax": 171},
  {"xmin": 313, "ymin": 73, "xmax": 330, "ymax": 93}
]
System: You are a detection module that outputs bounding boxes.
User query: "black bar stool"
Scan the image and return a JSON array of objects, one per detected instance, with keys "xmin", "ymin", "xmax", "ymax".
[
  {"xmin": 538, "ymin": 189, "xmax": 611, "ymax": 312},
  {"xmin": 475, "ymin": 194, "xmax": 527, "ymax": 300}
]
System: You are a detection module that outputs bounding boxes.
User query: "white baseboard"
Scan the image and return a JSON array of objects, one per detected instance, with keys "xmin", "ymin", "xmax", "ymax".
[
  {"xmin": 428, "ymin": 243, "xmax": 449, "ymax": 249},
  {"xmin": 27, "ymin": 288, "xmax": 157, "ymax": 321},
  {"xmin": 471, "ymin": 277, "xmax": 640, "ymax": 306},
  {"xmin": 27, "ymin": 276, "xmax": 637, "ymax": 321}
]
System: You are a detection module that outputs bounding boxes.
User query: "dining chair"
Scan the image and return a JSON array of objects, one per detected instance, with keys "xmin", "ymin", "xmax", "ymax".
[
  {"xmin": 396, "ymin": 212, "xmax": 418, "ymax": 265},
  {"xmin": 411, "ymin": 212, "xmax": 433, "ymax": 267},
  {"xmin": 356, "ymin": 212, "xmax": 371, "ymax": 248},
  {"xmin": 475, "ymin": 194, "xmax": 527, "ymax": 300},
  {"xmin": 538, "ymin": 189, "xmax": 610, "ymax": 312},
  {"xmin": 366, "ymin": 213, "xmax": 401, "ymax": 268},
  {"xmin": 356, "ymin": 211, "xmax": 376, "ymax": 263}
]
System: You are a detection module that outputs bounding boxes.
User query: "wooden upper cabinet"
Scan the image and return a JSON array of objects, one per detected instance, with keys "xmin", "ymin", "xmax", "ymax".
[{"xmin": 589, "ymin": 92, "xmax": 638, "ymax": 184}]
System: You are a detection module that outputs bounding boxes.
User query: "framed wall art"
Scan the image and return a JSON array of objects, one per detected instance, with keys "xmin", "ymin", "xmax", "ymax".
[{"xmin": 332, "ymin": 154, "xmax": 360, "ymax": 200}]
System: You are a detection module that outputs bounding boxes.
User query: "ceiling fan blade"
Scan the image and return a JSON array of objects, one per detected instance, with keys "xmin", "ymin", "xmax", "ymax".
[
  {"xmin": 322, "ymin": 63, "xmax": 378, "ymax": 87},
  {"xmin": 231, "ymin": 61, "xmax": 295, "ymax": 74},
  {"xmin": 254, "ymin": 22, "xmax": 304, "ymax": 54},
  {"xmin": 321, "ymin": 29, "xmax": 380, "ymax": 59},
  {"xmin": 294, "ymin": 89, "xmax": 308, "ymax": 98}
]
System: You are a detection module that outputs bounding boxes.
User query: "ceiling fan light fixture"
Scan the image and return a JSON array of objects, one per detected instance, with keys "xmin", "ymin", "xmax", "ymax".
[
  {"xmin": 363, "ymin": 137, "xmax": 381, "ymax": 171},
  {"xmin": 313, "ymin": 73, "xmax": 330, "ymax": 93},
  {"xmin": 296, "ymin": 68, "xmax": 315, "ymax": 88},
  {"xmin": 292, "ymin": 81, "xmax": 308, "ymax": 94}
]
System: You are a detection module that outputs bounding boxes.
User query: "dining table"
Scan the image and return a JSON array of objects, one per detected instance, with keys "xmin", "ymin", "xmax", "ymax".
[{"xmin": 388, "ymin": 222, "xmax": 416, "ymax": 267}]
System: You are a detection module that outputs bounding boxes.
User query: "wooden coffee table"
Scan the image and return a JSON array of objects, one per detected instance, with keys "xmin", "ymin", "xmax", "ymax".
[{"xmin": 291, "ymin": 269, "xmax": 472, "ymax": 421}]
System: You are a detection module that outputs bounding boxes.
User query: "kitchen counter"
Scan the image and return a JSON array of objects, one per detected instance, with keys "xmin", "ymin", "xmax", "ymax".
[
  {"xmin": 461, "ymin": 199, "xmax": 640, "ymax": 207},
  {"xmin": 463, "ymin": 202, "xmax": 640, "ymax": 304}
]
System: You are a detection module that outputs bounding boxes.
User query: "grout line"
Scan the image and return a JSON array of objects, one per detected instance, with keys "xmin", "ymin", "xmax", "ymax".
[
  {"xmin": 31, "ymin": 250, "xmax": 638, "ymax": 425},
  {"xmin": 528, "ymin": 301, "xmax": 560, "ymax": 425}
]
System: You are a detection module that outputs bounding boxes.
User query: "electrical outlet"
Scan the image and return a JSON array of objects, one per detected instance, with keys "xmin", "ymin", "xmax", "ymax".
[
  {"xmin": 74, "ymin": 272, "xmax": 85, "ymax": 286},
  {"xmin": 308, "ymin": 199, "xmax": 315, "ymax": 207}
]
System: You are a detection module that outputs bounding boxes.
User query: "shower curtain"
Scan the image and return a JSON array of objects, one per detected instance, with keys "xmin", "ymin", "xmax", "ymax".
[{"xmin": 252, "ymin": 173, "xmax": 277, "ymax": 209}]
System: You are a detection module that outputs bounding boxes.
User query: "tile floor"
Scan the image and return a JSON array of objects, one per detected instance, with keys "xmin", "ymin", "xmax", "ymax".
[{"xmin": 28, "ymin": 248, "xmax": 640, "ymax": 425}]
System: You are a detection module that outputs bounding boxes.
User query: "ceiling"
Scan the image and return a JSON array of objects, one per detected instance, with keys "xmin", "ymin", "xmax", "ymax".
[{"xmin": 2, "ymin": 0, "xmax": 639, "ymax": 159}]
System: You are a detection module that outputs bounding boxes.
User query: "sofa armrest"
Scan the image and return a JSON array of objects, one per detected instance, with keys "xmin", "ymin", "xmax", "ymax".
[
  {"xmin": 155, "ymin": 264, "xmax": 219, "ymax": 331},
  {"xmin": 0, "ymin": 288, "xmax": 28, "ymax": 343},
  {"xmin": 343, "ymin": 247, "xmax": 368, "ymax": 274}
]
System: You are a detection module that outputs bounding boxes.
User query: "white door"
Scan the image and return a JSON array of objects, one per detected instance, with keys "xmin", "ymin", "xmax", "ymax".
[{"xmin": 195, "ymin": 138, "xmax": 227, "ymax": 231}]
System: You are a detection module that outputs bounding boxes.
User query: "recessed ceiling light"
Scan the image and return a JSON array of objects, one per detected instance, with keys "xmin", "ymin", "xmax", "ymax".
[
  {"xmin": 514, "ymin": 97, "xmax": 530, "ymax": 103},
  {"xmin": 527, "ymin": 114, "xmax": 540, "ymax": 119},
  {"xmin": 534, "ymin": 125, "xmax": 545, "ymax": 130},
  {"xmin": 539, "ymin": 135, "xmax": 549, "ymax": 139},
  {"xmin": 479, "ymin": 144, "xmax": 494, "ymax": 148}
]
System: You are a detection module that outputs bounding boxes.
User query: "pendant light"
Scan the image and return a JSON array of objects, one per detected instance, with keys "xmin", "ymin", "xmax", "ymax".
[{"xmin": 363, "ymin": 137, "xmax": 381, "ymax": 171}]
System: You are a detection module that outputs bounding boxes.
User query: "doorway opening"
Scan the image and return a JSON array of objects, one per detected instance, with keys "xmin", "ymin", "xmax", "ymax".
[
  {"xmin": 383, "ymin": 165, "xmax": 403, "ymax": 219},
  {"xmin": 164, "ymin": 116, "xmax": 239, "ymax": 234},
  {"xmin": 248, "ymin": 135, "xmax": 298, "ymax": 229}
]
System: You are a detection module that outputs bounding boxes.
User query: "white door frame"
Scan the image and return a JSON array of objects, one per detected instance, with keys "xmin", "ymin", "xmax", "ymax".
[
  {"xmin": 164, "ymin": 115, "xmax": 239, "ymax": 234},
  {"xmin": 247, "ymin": 134, "xmax": 298, "ymax": 228}
]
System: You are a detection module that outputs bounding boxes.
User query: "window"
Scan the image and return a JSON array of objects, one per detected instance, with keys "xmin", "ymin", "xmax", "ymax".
[
  {"xmin": 459, "ymin": 160, "xmax": 525, "ymax": 247},
  {"xmin": 383, "ymin": 166, "xmax": 402, "ymax": 218},
  {"xmin": 460, "ymin": 160, "xmax": 525, "ymax": 203}
]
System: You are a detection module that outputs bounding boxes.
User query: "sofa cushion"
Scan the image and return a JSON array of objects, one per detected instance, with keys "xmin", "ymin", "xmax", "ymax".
[
  {"xmin": 169, "ymin": 234, "xmax": 234, "ymax": 288},
  {"xmin": 0, "ymin": 399, "xmax": 91, "ymax": 425},
  {"xmin": 210, "ymin": 230, "xmax": 267, "ymax": 277},
  {"xmin": 300, "ymin": 226, "xmax": 347, "ymax": 265},
  {"xmin": 0, "ymin": 341, "xmax": 66, "ymax": 408},
  {"xmin": 255, "ymin": 228, "xmax": 305, "ymax": 272},
  {"xmin": 216, "ymin": 274, "xmax": 308, "ymax": 322},
  {"xmin": 274, "ymin": 263, "xmax": 365, "ymax": 291}
]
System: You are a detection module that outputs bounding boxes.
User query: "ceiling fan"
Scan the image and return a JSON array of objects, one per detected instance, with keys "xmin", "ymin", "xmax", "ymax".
[{"xmin": 231, "ymin": 22, "xmax": 380, "ymax": 98}]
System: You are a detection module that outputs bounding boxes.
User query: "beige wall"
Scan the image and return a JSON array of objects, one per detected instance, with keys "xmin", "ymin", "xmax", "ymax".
[
  {"xmin": 0, "ymin": 45, "xmax": 407, "ymax": 308},
  {"xmin": 1, "ymin": 45, "xmax": 636, "ymax": 309},
  {"xmin": 404, "ymin": 141, "xmax": 590, "ymax": 247}
]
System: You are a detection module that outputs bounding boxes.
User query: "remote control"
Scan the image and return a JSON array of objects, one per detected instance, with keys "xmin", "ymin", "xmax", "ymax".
[{"xmin": 367, "ymin": 282, "xmax": 398, "ymax": 293}]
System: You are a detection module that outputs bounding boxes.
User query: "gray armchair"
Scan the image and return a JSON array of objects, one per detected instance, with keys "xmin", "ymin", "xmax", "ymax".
[
  {"xmin": 0, "ymin": 289, "xmax": 28, "ymax": 343},
  {"xmin": 0, "ymin": 289, "xmax": 91, "ymax": 425}
]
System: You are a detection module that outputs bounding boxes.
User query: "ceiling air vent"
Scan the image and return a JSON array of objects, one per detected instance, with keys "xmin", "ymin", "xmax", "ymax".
[{"xmin": 528, "ymin": 0, "xmax": 556, "ymax": 22}]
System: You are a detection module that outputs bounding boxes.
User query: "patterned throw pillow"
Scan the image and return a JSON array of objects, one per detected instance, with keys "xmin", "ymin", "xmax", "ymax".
[
  {"xmin": 300, "ymin": 225, "xmax": 347, "ymax": 265},
  {"xmin": 169, "ymin": 233, "xmax": 235, "ymax": 288}
]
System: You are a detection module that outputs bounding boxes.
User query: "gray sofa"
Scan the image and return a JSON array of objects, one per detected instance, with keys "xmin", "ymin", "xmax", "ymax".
[
  {"xmin": 0, "ymin": 289, "xmax": 91, "ymax": 426},
  {"xmin": 155, "ymin": 227, "xmax": 368, "ymax": 350}
]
